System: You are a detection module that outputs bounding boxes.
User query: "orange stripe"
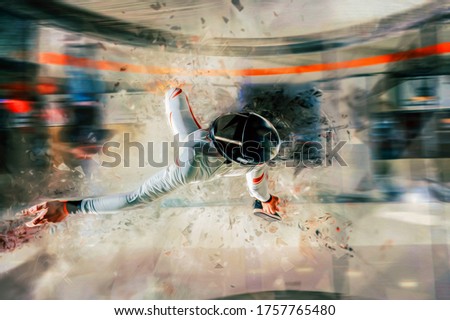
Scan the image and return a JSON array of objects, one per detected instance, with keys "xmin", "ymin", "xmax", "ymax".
[
  {"xmin": 38, "ymin": 42, "xmax": 450, "ymax": 77},
  {"xmin": 38, "ymin": 52, "xmax": 185, "ymax": 74},
  {"xmin": 169, "ymin": 112, "xmax": 173, "ymax": 129},
  {"xmin": 253, "ymin": 173, "xmax": 265, "ymax": 184},
  {"xmin": 185, "ymin": 95, "xmax": 202, "ymax": 129},
  {"xmin": 62, "ymin": 201, "xmax": 69, "ymax": 216}
]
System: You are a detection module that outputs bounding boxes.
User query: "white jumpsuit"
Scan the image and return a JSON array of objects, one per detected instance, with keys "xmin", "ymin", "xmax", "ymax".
[{"xmin": 79, "ymin": 88, "xmax": 271, "ymax": 214}]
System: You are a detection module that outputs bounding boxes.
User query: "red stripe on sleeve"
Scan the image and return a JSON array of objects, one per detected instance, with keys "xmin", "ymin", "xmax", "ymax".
[
  {"xmin": 252, "ymin": 173, "xmax": 265, "ymax": 184},
  {"xmin": 170, "ymin": 88, "xmax": 183, "ymax": 99},
  {"xmin": 185, "ymin": 95, "xmax": 202, "ymax": 129}
]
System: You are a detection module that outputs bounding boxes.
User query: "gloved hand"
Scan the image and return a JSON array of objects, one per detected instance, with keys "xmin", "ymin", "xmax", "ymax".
[
  {"xmin": 262, "ymin": 195, "xmax": 280, "ymax": 215},
  {"xmin": 19, "ymin": 201, "xmax": 69, "ymax": 227},
  {"xmin": 253, "ymin": 195, "xmax": 282, "ymax": 222}
]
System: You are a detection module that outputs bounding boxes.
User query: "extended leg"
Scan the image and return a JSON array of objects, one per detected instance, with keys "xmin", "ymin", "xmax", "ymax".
[{"xmin": 165, "ymin": 88, "xmax": 202, "ymax": 140}]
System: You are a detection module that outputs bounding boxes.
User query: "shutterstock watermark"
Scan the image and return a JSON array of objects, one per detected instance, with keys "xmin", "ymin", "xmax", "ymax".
[{"xmin": 100, "ymin": 132, "xmax": 348, "ymax": 169}]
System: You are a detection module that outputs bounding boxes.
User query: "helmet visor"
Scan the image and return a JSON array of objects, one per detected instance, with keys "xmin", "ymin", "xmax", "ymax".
[
  {"xmin": 211, "ymin": 113, "xmax": 280, "ymax": 165},
  {"xmin": 242, "ymin": 114, "xmax": 280, "ymax": 163}
]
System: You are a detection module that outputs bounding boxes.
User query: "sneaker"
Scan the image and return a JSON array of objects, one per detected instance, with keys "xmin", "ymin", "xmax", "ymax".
[{"xmin": 253, "ymin": 200, "xmax": 282, "ymax": 222}]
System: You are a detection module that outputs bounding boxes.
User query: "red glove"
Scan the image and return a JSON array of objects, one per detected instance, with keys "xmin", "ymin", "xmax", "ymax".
[
  {"xmin": 20, "ymin": 201, "xmax": 69, "ymax": 227},
  {"xmin": 261, "ymin": 195, "xmax": 280, "ymax": 215}
]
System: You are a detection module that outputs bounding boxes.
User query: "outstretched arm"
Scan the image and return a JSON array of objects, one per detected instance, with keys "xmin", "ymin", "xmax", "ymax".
[
  {"xmin": 21, "ymin": 160, "xmax": 200, "ymax": 226},
  {"xmin": 81, "ymin": 163, "xmax": 195, "ymax": 213}
]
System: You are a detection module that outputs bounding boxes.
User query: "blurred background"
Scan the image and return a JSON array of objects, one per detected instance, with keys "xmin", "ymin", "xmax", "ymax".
[{"xmin": 0, "ymin": 0, "xmax": 450, "ymax": 300}]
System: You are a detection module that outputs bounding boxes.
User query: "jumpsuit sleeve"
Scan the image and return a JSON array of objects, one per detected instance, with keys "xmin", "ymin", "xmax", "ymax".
[
  {"xmin": 245, "ymin": 165, "xmax": 271, "ymax": 202},
  {"xmin": 80, "ymin": 150, "xmax": 200, "ymax": 214}
]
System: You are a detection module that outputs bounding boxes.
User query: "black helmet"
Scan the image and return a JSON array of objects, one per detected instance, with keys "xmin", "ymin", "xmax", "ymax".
[{"xmin": 210, "ymin": 112, "xmax": 280, "ymax": 165}]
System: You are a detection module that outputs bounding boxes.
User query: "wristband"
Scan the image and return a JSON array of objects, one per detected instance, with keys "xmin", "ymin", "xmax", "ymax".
[
  {"xmin": 263, "ymin": 195, "xmax": 272, "ymax": 203},
  {"xmin": 64, "ymin": 200, "xmax": 82, "ymax": 214}
]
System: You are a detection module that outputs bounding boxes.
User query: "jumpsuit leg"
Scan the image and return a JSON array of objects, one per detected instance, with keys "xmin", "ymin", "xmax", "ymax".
[{"xmin": 164, "ymin": 88, "xmax": 202, "ymax": 140}]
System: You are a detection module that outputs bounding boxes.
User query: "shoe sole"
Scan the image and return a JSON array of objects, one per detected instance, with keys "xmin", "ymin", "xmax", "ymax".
[{"xmin": 254, "ymin": 210, "xmax": 282, "ymax": 222}]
